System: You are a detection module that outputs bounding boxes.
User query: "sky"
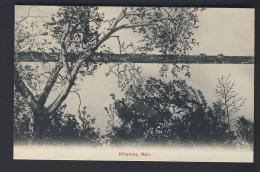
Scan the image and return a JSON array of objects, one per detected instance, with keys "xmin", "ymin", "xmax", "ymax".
[
  {"xmin": 191, "ymin": 8, "xmax": 254, "ymax": 56},
  {"xmin": 15, "ymin": 6, "xmax": 255, "ymax": 56}
]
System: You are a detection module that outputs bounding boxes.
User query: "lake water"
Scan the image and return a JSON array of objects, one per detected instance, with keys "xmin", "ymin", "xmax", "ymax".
[{"xmin": 19, "ymin": 63, "xmax": 254, "ymax": 133}]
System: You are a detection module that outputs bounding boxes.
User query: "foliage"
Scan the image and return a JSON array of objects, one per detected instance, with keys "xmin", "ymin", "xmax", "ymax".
[
  {"xmin": 126, "ymin": 7, "xmax": 201, "ymax": 55},
  {"xmin": 45, "ymin": 105, "xmax": 101, "ymax": 144},
  {"xmin": 14, "ymin": 92, "xmax": 33, "ymax": 143},
  {"xmin": 105, "ymin": 77, "xmax": 238, "ymax": 145},
  {"xmin": 234, "ymin": 116, "xmax": 254, "ymax": 146},
  {"xmin": 14, "ymin": 99, "xmax": 100, "ymax": 144},
  {"xmin": 209, "ymin": 100, "xmax": 237, "ymax": 143}
]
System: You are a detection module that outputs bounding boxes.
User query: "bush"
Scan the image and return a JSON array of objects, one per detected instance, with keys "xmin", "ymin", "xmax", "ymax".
[{"xmin": 105, "ymin": 77, "xmax": 237, "ymax": 145}]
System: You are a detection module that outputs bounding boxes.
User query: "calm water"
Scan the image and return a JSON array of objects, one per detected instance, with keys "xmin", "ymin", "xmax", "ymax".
[{"xmin": 20, "ymin": 63, "xmax": 254, "ymax": 133}]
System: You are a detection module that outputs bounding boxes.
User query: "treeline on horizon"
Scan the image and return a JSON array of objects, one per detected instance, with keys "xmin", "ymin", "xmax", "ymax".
[
  {"xmin": 17, "ymin": 52, "xmax": 254, "ymax": 64},
  {"xmin": 14, "ymin": 74, "xmax": 254, "ymax": 148}
]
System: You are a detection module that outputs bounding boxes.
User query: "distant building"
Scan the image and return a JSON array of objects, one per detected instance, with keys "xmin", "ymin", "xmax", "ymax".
[
  {"xmin": 199, "ymin": 53, "xmax": 207, "ymax": 57},
  {"xmin": 217, "ymin": 53, "xmax": 224, "ymax": 59}
]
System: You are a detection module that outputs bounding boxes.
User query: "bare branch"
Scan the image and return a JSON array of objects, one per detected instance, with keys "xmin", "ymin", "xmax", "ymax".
[
  {"xmin": 216, "ymin": 74, "xmax": 247, "ymax": 130},
  {"xmin": 110, "ymin": 36, "xmax": 122, "ymax": 54},
  {"xmin": 112, "ymin": 7, "xmax": 127, "ymax": 29},
  {"xmin": 15, "ymin": 6, "xmax": 46, "ymax": 31},
  {"xmin": 47, "ymin": 56, "xmax": 85, "ymax": 113},
  {"xmin": 116, "ymin": 21, "xmax": 158, "ymax": 30},
  {"xmin": 70, "ymin": 90, "xmax": 82, "ymax": 114},
  {"xmin": 37, "ymin": 61, "xmax": 63, "ymax": 106}
]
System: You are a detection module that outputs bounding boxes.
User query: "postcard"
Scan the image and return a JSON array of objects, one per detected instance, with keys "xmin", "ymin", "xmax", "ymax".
[{"xmin": 14, "ymin": 6, "xmax": 254, "ymax": 162}]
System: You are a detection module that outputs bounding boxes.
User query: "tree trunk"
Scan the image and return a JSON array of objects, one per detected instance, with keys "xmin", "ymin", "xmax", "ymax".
[{"xmin": 32, "ymin": 110, "xmax": 52, "ymax": 142}]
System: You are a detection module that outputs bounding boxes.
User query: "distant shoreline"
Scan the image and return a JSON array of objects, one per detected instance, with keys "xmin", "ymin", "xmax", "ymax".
[{"xmin": 17, "ymin": 52, "xmax": 254, "ymax": 64}]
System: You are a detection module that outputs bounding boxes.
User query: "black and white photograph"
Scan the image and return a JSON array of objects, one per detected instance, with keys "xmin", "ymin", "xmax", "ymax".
[{"xmin": 14, "ymin": 6, "xmax": 254, "ymax": 162}]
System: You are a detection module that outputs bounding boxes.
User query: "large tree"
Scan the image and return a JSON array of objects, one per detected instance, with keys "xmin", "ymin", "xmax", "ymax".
[{"xmin": 15, "ymin": 6, "xmax": 202, "ymax": 139}]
